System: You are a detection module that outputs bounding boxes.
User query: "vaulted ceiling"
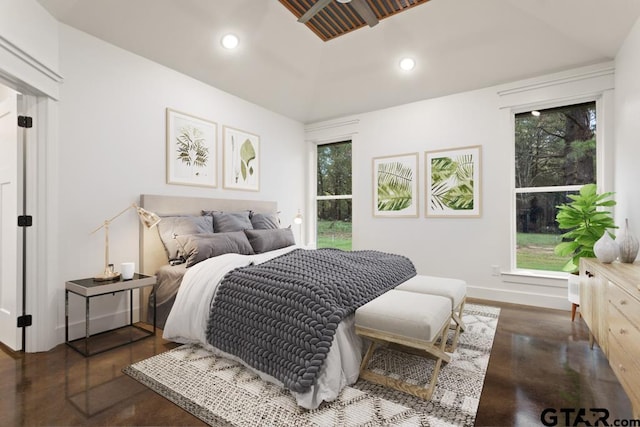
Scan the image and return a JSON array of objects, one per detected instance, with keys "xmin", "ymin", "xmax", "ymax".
[{"xmin": 37, "ymin": 0, "xmax": 640, "ymax": 124}]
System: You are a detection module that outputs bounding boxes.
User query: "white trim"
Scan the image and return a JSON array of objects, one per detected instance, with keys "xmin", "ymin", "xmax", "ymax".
[
  {"xmin": 0, "ymin": 35, "xmax": 63, "ymax": 100},
  {"xmin": 497, "ymin": 62, "xmax": 614, "ymax": 98},
  {"xmin": 500, "ymin": 271, "xmax": 568, "ymax": 287},
  {"xmin": 304, "ymin": 119, "xmax": 360, "ymax": 134},
  {"xmin": 0, "ymin": 46, "xmax": 61, "ymax": 352},
  {"xmin": 507, "ymin": 87, "xmax": 610, "ymax": 274},
  {"xmin": 317, "ymin": 194, "xmax": 353, "ymax": 201},
  {"xmin": 0, "ymin": 35, "xmax": 63, "ymax": 86},
  {"xmin": 515, "ymin": 185, "xmax": 582, "ymax": 194},
  {"xmin": 467, "ymin": 285, "xmax": 570, "ymax": 311},
  {"xmin": 60, "ymin": 306, "xmax": 143, "ymax": 341}
]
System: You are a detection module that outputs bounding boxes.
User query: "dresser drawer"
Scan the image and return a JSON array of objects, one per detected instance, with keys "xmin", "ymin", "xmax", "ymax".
[
  {"xmin": 607, "ymin": 280, "xmax": 640, "ymax": 327},
  {"xmin": 608, "ymin": 301, "xmax": 640, "ymax": 356},
  {"xmin": 608, "ymin": 329, "xmax": 640, "ymax": 412}
]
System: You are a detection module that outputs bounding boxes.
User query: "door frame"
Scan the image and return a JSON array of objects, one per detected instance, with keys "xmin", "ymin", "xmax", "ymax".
[{"xmin": 0, "ymin": 36, "xmax": 62, "ymax": 352}]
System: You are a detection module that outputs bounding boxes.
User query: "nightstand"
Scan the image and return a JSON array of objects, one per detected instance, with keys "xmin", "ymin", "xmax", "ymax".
[{"xmin": 65, "ymin": 273, "xmax": 156, "ymax": 356}]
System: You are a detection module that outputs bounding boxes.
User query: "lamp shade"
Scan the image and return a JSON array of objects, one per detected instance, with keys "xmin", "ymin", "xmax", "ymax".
[{"xmin": 136, "ymin": 206, "xmax": 161, "ymax": 229}]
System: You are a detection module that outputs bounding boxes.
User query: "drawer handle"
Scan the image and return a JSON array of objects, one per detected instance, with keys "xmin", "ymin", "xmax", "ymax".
[
  {"xmin": 585, "ymin": 270, "xmax": 594, "ymax": 278},
  {"xmin": 619, "ymin": 364, "xmax": 626, "ymax": 373},
  {"xmin": 620, "ymin": 328, "xmax": 627, "ymax": 335},
  {"xmin": 620, "ymin": 300, "xmax": 628, "ymax": 306}
]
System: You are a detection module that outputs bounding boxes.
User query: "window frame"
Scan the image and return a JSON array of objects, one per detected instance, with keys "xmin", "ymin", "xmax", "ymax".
[
  {"xmin": 312, "ymin": 139, "xmax": 353, "ymax": 249},
  {"xmin": 510, "ymin": 95, "xmax": 605, "ymax": 276}
]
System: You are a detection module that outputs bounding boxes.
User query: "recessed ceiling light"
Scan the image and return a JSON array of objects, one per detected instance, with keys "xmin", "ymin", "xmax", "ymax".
[
  {"xmin": 399, "ymin": 57, "xmax": 415, "ymax": 71},
  {"xmin": 221, "ymin": 34, "xmax": 239, "ymax": 49},
  {"xmin": 336, "ymin": 0, "xmax": 351, "ymax": 3},
  {"xmin": 531, "ymin": 110, "xmax": 541, "ymax": 116}
]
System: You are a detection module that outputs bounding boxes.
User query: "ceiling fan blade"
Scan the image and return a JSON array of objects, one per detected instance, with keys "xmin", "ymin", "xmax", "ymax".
[
  {"xmin": 298, "ymin": 0, "xmax": 333, "ymax": 24},
  {"xmin": 350, "ymin": 0, "xmax": 379, "ymax": 27}
]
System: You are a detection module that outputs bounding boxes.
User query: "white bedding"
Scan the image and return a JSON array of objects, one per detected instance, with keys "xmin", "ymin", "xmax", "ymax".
[{"xmin": 162, "ymin": 245, "xmax": 363, "ymax": 409}]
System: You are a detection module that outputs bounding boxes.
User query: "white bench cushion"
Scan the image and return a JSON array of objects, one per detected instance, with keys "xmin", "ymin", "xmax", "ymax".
[
  {"xmin": 395, "ymin": 275, "xmax": 466, "ymax": 308},
  {"xmin": 355, "ymin": 290, "xmax": 450, "ymax": 342}
]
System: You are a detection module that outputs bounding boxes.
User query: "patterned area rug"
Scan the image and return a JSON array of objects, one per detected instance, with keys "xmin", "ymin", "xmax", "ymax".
[{"xmin": 124, "ymin": 303, "xmax": 499, "ymax": 426}]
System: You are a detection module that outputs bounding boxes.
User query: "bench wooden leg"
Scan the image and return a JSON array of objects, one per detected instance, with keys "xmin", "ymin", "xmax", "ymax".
[
  {"xmin": 448, "ymin": 298, "xmax": 466, "ymax": 351},
  {"xmin": 356, "ymin": 320, "xmax": 451, "ymax": 401}
]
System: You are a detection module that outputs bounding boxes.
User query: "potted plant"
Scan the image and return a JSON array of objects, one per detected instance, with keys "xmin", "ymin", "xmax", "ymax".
[{"xmin": 554, "ymin": 183, "xmax": 616, "ymax": 273}]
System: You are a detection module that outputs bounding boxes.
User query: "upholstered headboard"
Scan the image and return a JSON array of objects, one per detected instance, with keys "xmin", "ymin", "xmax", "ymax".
[{"xmin": 138, "ymin": 194, "xmax": 277, "ymax": 321}]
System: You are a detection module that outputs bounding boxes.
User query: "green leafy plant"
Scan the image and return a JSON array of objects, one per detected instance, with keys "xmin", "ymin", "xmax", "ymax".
[
  {"xmin": 377, "ymin": 161, "xmax": 413, "ymax": 211},
  {"xmin": 554, "ymin": 183, "xmax": 616, "ymax": 273}
]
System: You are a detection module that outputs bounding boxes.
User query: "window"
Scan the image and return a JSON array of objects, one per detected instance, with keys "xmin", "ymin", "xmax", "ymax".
[
  {"xmin": 514, "ymin": 101, "xmax": 597, "ymax": 272},
  {"xmin": 316, "ymin": 141, "xmax": 352, "ymax": 250}
]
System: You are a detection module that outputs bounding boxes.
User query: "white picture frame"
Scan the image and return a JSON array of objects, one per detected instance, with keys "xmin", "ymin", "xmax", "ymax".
[
  {"xmin": 372, "ymin": 152, "xmax": 419, "ymax": 218},
  {"xmin": 166, "ymin": 108, "xmax": 217, "ymax": 188},
  {"xmin": 223, "ymin": 126, "xmax": 260, "ymax": 192},
  {"xmin": 425, "ymin": 145, "xmax": 482, "ymax": 218}
]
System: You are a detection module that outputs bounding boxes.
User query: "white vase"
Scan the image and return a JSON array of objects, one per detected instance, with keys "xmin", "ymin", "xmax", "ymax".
[
  {"xmin": 593, "ymin": 231, "xmax": 618, "ymax": 263},
  {"xmin": 617, "ymin": 218, "xmax": 639, "ymax": 263}
]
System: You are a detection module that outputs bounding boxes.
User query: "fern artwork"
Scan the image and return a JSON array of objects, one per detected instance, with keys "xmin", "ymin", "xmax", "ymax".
[
  {"xmin": 176, "ymin": 125, "xmax": 209, "ymax": 169},
  {"xmin": 425, "ymin": 145, "xmax": 482, "ymax": 217},
  {"xmin": 373, "ymin": 153, "xmax": 418, "ymax": 217},
  {"xmin": 166, "ymin": 109, "xmax": 217, "ymax": 188},
  {"xmin": 223, "ymin": 126, "xmax": 260, "ymax": 191}
]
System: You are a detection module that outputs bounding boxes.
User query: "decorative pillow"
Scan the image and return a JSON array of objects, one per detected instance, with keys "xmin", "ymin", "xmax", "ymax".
[
  {"xmin": 244, "ymin": 228, "xmax": 295, "ymax": 254},
  {"xmin": 250, "ymin": 212, "xmax": 280, "ymax": 230},
  {"xmin": 177, "ymin": 232, "xmax": 255, "ymax": 267},
  {"xmin": 156, "ymin": 215, "xmax": 214, "ymax": 260},
  {"xmin": 203, "ymin": 210, "xmax": 253, "ymax": 233}
]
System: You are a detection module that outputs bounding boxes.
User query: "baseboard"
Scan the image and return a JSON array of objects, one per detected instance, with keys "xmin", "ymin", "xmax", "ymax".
[
  {"xmin": 58, "ymin": 307, "xmax": 144, "ymax": 344},
  {"xmin": 467, "ymin": 285, "xmax": 571, "ymax": 311}
]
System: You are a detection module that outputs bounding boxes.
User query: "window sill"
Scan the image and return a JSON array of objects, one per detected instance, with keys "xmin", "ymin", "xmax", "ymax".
[{"xmin": 500, "ymin": 270, "xmax": 569, "ymax": 288}]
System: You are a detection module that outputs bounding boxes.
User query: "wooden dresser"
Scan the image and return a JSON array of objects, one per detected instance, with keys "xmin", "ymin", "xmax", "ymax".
[{"xmin": 580, "ymin": 258, "xmax": 640, "ymax": 417}]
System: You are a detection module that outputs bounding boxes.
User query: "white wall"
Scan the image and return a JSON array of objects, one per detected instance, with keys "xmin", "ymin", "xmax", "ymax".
[
  {"xmin": 57, "ymin": 25, "xmax": 306, "ymax": 341},
  {"xmin": 614, "ymin": 16, "xmax": 640, "ymax": 249},
  {"xmin": 306, "ymin": 63, "xmax": 616, "ymax": 310},
  {"xmin": 0, "ymin": 0, "xmax": 58, "ymax": 72},
  {"xmin": 0, "ymin": 0, "xmax": 61, "ymax": 98}
]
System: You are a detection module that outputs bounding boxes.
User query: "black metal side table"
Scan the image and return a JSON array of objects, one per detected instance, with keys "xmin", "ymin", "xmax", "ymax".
[{"xmin": 65, "ymin": 273, "xmax": 156, "ymax": 356}]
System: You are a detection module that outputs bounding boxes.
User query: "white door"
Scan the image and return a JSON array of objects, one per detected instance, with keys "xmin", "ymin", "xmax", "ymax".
[{"xmin": 0, "ymin": 89, "xmax": 21, "ymax": 351}]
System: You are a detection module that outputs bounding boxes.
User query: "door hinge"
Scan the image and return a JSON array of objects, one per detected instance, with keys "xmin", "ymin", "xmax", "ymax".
[
  {"xmin": 17, "ymin": 116, "xmax": 33, "ymax": 128},
  {"xmin": 17, "ymin": 315, "xmax": 32, "ymax": 328},
  {"xmin": 18, "ymin": 215, "xmax": 33, "ymax": 227}
]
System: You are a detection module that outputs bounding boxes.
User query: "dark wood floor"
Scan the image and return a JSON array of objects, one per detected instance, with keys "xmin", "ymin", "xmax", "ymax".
[{"xmin": 0, "ymin": 299, "xmax": 632, "ymax": 426}]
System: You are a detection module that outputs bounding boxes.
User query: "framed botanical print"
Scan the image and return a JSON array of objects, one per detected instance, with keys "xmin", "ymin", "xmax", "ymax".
[
  {"xmin": 166, "ymin": 108, "xmax": 217, "ymax": 187},
  {"xmin": 223, "ymin": 126, "xmax": 260, "ymax": 191},
  {"xmin": 372, "ymin": 153, "xmax": 419, "ymax": 218},
  {"xmin": 425, "ymin": 145, "xmax": 482, "ymax": 217}
]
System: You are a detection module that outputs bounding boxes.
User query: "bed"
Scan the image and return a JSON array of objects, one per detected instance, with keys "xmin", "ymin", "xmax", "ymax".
[{"xmin": 138, "ymin": 194, "xmax": 416, "ymax": 409}]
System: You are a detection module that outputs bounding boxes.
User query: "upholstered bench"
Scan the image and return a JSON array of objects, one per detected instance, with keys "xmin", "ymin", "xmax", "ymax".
[
  {"xmin": 355, "ymin": 289, "xmax": 452, "ymax": 400},
  {"xmin": 395, "ymin": 275, "xmax": 467, "ymax": 350}
]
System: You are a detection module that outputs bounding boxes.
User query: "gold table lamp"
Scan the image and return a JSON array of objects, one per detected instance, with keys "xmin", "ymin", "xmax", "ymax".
[{"xmin": 91, "ymin": 203, "xmax": 161, "ymax": 281}]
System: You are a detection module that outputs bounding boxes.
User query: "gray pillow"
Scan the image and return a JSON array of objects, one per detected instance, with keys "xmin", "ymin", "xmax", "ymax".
[
  {"xmin": 244, "ymin": 228, "xmax": 295, "ymax": 254},
  {"xmin": 178, "ymin": 232, "xmax": 255, "ymax": 267},
  {"xmin": 157, "ymin": 215, "xmax": 214, "ymax": 260},
  {"xmin": 250, "ymin": 212, "xmax": 280, "ymax": 230},
  {"xmin": 203, "ymin": 210, "xmax": 253, "ymax": 233}
]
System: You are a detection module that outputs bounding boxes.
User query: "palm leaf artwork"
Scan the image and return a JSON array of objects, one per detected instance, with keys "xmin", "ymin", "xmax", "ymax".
[
  {"xmin": 176, "ymin": 125, "xmax": 209, "ymax": 173},
  {"xmin": 377, "ymin": 161, "xmax": 413, "ymax": 211},
  {"xmin": 430, "ymin": 153, "xmax": 474, "ymax": 211}
]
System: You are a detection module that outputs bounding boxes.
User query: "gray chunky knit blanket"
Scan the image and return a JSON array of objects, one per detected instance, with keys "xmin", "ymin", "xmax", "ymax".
[{"xmin": 206, "ymin": 248, "xmax": 416, "ymax": 393}]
